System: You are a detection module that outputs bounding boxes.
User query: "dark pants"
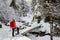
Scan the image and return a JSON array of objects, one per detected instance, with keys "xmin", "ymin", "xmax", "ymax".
[{"xmin": 12, "ymin": 28, "xmax": 19, "ymax": 37}]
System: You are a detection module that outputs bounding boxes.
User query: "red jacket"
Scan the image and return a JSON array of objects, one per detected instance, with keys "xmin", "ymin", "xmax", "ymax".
[{"xmin": 10, "ymin": 21, "xmax": 16, "ymax": 29}]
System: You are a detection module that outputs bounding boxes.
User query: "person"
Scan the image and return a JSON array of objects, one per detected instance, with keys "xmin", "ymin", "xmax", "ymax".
[{"xmin": 10, "ymin": 19, "xmax": 19, "ymax": 37}]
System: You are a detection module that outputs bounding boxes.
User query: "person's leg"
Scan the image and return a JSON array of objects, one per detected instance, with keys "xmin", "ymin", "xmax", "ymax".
[
  {"xmin": 12, "ymin": 28, "xmax": 14, "ymax": 37},
  {"xmin": 17, "ymin": 27, "xmax": 19, "ymax": 34}
]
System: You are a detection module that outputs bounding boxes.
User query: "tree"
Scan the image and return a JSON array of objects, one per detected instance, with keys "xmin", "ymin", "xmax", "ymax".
[
  {"xmin": 31, "ymin": 0, "xmax": 36, "ymax": 12},
  {"xmin": 10, "ymin": 0, "xmax": 19, "ymax": 10},
  {"xmin": 18, "ymin": 0, "xmax": 29, "ymax": 16}
]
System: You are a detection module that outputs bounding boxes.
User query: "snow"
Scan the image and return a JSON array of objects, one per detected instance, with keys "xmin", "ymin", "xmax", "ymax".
[
  {"xmin": 0, "ymin": 23, "xmax": 31, "ymax": 40},
  {"xmin": 40, "ymin": 20, "xmax": 50, "ymax": 33},
  {"xmin": 20, "ymin": 14, "xmax": 33, "ymax": 23},
  {"xmin": 0, "ymin": 20, "xmax": 60, "ymax": 40},
  {"xmin": 0, "ymin": 0, "xmax": 60, "ymax": 40},
  {"xmin": 0, "ymin": 13, "xmax": 60, "ymax": 40},
  {"xmin": 28, "ymin": 34, "xmax": 60, "ymax": 40},
  {"xmin": 20, "ymin": 17, "xmax": 32, "ymax": 23},
  {"xmin": 17, "ymin": 36, "xmax": 31, "ymax": 40},
  {"xmin": 36, "ymin": 35, "xmax": 60, "ymax": 40},
  {"xmin": 20, "ymin": 22, "xmax": 41, "ymax": 34},
  {"xmin": 36, "ymin": 35, "xmax": 50, "ymax": 40},
  {"xmin": 30, "ymin": 19, "xmax": 50, "ymax": 33},
  {"xmin": 11, "ymin": 36, "xmax": 31, "ymax": 40},
  {"xmin": 53, "ymin": 37, "xmax": 60, "ymax": 40},
  {"xmin": 0, "ymin": 24, "xmax": 12, "ymax": 40},
  {"xmin": 16, "ymin": 22, "xmax": 24, "ymax": 28},
  {"xmin": 26, "ymin": 0, "xmax": 32, "ymax": 3}
]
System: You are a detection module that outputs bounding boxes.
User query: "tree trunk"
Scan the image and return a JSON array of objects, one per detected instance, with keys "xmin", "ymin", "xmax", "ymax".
[{"xmin": 50, "ymin": 14, "xmax": 53, "ymax": 40}]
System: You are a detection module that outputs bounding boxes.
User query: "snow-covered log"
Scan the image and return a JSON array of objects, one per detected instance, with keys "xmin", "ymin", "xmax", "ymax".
[{"xmin": 20, "ymin": 23, "xmax": 41, "ymax": 34}]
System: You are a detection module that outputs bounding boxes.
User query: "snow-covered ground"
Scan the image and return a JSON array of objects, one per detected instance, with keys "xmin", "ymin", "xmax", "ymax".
[
  {"xmin": 0, "ymin": 23, "xmax": 31, "ymax": 40},
  {"xmin": 0, "ymin": 19, "xmax": 60, "ymax": 40},
  {"xmin": 28, "ymin": 34, "xmax": 60, "ymax": 40},
  {"xmin": 0, "ymin": 14, "xmax": 60, "ymax": 40}
]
